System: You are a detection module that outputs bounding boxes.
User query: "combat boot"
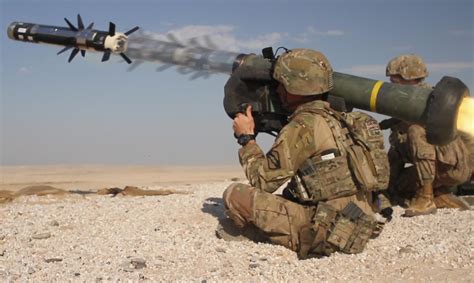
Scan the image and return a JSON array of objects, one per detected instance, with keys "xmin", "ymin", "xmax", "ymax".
[
  {"xmin": 403, "ymin": 183, "xmax": 437, "ymax": 217},
  {"xmin": 434, "ymin": 192, "xmax": 471, "ymax": 211}
]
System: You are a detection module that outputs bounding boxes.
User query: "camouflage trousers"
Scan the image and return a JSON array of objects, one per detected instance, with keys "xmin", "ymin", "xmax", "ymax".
[
  {"xmin": 223, "ymin": 183, "xmax": 378, "ymax": 258},
  {"xmin": 406, "ymin": 124, "xmax": 470, "ymax": 188},
  {"xmin": 390, "ymin": 166, "xmax": 460, "ymax": 205}
]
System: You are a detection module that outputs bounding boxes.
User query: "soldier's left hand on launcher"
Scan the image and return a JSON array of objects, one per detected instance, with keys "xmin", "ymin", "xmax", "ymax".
[{"xmin": 233, "ymin": 105, "xmax": 255, "ymax": 137}]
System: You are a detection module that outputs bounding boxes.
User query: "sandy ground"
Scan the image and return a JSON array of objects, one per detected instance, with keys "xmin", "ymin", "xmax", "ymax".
[{"xmin": 0, "ymin": 165, "xmax": 473, "ymax": 282}]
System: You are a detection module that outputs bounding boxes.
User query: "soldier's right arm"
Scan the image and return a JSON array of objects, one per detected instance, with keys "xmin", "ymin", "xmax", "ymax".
[{"xmin": 238, "ymin": 114, "xmax": 317, "ymax": 193}]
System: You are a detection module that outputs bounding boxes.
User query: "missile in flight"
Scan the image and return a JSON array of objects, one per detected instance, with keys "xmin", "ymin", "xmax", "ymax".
[{"xmin": 7, "ymin": 14, "xmax": 139, "ymax": 63}]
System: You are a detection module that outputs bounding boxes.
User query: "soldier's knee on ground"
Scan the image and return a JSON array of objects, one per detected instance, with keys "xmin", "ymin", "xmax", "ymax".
[{"xmin": 223, "ymin": 183, "xmax": 255, "ymax": 228}]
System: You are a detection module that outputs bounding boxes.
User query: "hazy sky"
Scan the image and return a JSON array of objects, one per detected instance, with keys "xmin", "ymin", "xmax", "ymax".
[{"xmin": 1, "ymin": 0, "xmax": 473, "ymax": 166}]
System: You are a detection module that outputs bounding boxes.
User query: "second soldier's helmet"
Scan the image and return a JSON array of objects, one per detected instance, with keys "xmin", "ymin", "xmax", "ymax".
[
  {"xmin": 386, "ymin": 54, "xmax": 428, "ymax": 80},
  {"xmin": 273, "ymin": 48, "xmax": 334, "ymax": 95}
]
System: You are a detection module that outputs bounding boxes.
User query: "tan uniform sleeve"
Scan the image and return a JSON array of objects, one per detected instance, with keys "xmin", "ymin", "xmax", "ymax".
[
  {"xmin": 239, "ymin": 113, "xmax": 336, "ymax": 193},
  {"xmin": 238, "ymin": 114, "xmax": 317, "ymax": 193}
]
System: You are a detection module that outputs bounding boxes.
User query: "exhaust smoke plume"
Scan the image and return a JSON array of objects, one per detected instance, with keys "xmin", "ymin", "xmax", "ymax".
[
  {"xmin": 457, "ymin": 96, "xmax": 474, "ymax": 137},
  {"xmin": 127, "ymin": 31, "xmax": 240, "ymax": 79}
]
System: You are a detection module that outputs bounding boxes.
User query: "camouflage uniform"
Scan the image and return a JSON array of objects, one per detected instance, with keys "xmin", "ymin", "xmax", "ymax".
[
  {"xmin": 223, "ymin": 49, "xmax": 382, "ymax": 259},
  {"xmin": 384, "ymin": 55, "xmax": 471, "ymax": 213},
  {"xmin": 405, "ymin": 125, "xmax": 470, "ymax": 186},
  {"xmin": 388, "ymin": 123, "xmax": 471, "ymax": 208}
]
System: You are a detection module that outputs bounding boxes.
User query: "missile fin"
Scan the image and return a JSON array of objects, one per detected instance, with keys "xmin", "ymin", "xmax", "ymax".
[
  {"xmin": 68, "ymin": 48, "xmax": 80, "ymax": 63},
  {"xmin": 57, "ymin": 46, "xmax": 73, "ymax": 55},
  {"xmin": 120, "ymin": 53, "xmax": 132, "ymax": 64},
  {"xmin": 86, "ymin": 22, "xmax": 94, "ymax": 30},
  {"xmin": 124, "ymin": 26, "xmax": 140, "ymax": 36},
  {"xmin": 101, "ymin": 50, "xmax": 111, "ymax": 62},
  {"xmin": 64, "ymin": 18, "xmax": 78, "ymax": 31},
  {"xmin": 77, "ymin": 14, "xmax": 84, "ymax": 30},
  {"xmin": 108, "ymin": 22, "xmax": 116, "ymax": 36}
]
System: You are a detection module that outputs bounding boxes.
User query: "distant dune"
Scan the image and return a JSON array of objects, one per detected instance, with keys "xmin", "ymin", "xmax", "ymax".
[{"xmin": 0, "ymin": 165, "xmax": 246, "ymax": 192}]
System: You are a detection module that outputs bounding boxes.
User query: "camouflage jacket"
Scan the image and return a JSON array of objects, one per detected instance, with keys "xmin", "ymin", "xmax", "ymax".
[{"xmin": 238, "ymin": 100, "xmax": 339, "ymax": 193}]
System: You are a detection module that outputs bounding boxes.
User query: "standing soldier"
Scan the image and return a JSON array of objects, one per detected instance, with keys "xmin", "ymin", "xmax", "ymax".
[
  {"xmin": 218, "ymin": 49, "xmax": 388, "ymax": 259},
  {"xmin": 381, "ymin": 54, "xmax": 471, "ymax": 216}
]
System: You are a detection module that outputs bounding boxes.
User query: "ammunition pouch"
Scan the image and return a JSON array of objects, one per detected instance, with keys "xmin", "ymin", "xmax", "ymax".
[
  {"xmin": 296, "ymin": 153, "xmax": 358, "ymax": 202},
  {"xmin": 291, "ymin": 106, "xmax": 389, "ymax": 203},
  {"xmin": 298, "ymin": 202, "xmax": 377, "ymax": 259}
]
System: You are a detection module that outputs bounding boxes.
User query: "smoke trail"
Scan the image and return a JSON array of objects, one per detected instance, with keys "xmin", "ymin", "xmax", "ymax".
[{"xmin": 126, "ymin": 31, "xmax": 241, "ymax": 79}]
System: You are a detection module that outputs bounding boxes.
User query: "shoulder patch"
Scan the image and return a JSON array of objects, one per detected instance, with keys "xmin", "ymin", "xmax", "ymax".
[
  {"xmin": 365, "ymin": 119, "xmax": 382, "ymax": 137},
  {"xmin": 266, "ymin": 150, "xmax": 281, "ymax": 170}
]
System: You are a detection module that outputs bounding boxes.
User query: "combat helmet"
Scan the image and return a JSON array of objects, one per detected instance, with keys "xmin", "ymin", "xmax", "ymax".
[
  {"xmin": 386, "ymin": 54, "xmax": 428, "ymax": 80},
  {"xmin": 273, "ymin": 48, "xmax": 334, "ymax": 95}
]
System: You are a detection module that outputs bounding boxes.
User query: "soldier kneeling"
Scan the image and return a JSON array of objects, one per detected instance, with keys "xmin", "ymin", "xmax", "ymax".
[
  {"xmin": 219, "ymin": 49, "xmax": 388, "ymax": 258},
  {"xmin": 382, "ymin": 54, "xmax": 471, "ymax": 216}
]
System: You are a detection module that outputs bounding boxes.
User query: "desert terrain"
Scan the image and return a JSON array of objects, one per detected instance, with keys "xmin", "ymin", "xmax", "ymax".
[{"xmin": 0, "ymin": 165, "xmax": 472, "ymax": 282}]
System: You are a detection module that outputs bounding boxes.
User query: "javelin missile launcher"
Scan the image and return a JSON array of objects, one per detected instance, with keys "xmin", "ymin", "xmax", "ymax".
[
  {"xmin": 224, "ymin": 50, "xmax": 470, "ymax": 145},
  {"xmin": 7, "ymin": 14, "xmax": 139, "ymax": 63}
]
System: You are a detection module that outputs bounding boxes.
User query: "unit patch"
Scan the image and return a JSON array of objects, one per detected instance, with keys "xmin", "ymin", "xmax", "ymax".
[
  {"xmin": 365, "ymin": 120, "xmax": 381, "ymax": 137},
  {"xmin": 266, "ymin": 150, "xmax": 281, "ymax": 170}
]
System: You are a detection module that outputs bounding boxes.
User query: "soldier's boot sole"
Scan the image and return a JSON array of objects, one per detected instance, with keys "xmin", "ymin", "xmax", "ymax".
[
  {"xmin": 403, "ymin": 206, "xmax": 437, "ymax": 217},
  {"xmin": 403, "ymin": 195, "xmax": 437, "ymax": 217},
  {"xmin": 403, "ymin": 183, "xmax": 437, "ymax": 217}
]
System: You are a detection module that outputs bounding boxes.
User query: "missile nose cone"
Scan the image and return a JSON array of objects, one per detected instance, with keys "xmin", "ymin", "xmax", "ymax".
[{"xmin": 7, "ymin": 22, "xmax": 18, "ymax": 40}]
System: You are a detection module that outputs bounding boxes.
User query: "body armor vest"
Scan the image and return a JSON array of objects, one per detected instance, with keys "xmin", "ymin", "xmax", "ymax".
[{"xmin": 291, "ymin": 103, "xmax": 389, "ymax": 203}]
